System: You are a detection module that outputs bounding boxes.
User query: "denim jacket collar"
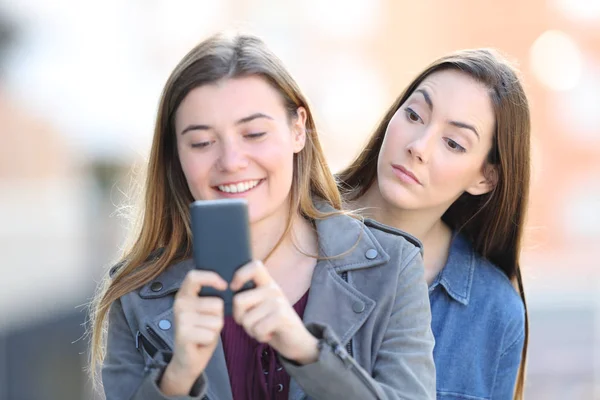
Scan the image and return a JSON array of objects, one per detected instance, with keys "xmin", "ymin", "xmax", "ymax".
[{"xmin": 430, "ymin": 233, "xmax": 475, "ymax": 305}]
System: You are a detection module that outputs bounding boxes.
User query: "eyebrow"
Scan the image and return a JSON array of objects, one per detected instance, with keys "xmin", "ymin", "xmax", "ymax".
[
  {"xmin": 415, "ymin": 89, "xmax": 433, "ymax": 111},
  {"xmin": 180, "ymin": 112, "xmax": 274, "ymax": 135},
  {"xmin": 414, "ymin": 88, "xmax": 480, "ymax": 140},
  {"xmin": 449, "ymin": 121, "xmax": 480, "ymax": 140}
]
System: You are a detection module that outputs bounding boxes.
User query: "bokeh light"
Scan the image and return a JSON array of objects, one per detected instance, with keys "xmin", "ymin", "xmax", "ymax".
[{"xmin": 529, "ymin": 30, "xmax": 583, "ymax": 91}]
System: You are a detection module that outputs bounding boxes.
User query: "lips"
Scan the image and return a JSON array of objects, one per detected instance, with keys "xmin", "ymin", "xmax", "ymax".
[{"xmin": 391, "ymin": 164, "xmax": 421, "ymax": 185}]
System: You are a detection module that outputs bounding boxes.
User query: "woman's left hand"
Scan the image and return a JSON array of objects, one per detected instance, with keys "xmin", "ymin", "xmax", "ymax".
[{"xmin": 230, "ymin": 260, "xmax": 319, "ymax": 365}]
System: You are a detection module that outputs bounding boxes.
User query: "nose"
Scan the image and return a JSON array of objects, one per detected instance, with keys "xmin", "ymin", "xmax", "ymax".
[
  {"xmin": 406, "ymin": 129, "xmax": 434, "ymax": 164},
  {"xmin": 216, "ymin": 139, "xmax": 248, "ymax": 172}
]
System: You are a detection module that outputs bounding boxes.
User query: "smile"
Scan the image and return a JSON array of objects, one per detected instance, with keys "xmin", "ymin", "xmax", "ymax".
[{"xmin": 217, "ymin": 179, "xmax": 262, "ymax": 194}]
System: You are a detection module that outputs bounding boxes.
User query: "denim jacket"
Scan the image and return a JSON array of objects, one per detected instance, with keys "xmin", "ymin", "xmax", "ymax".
[{"xmin": 429, "ymin": 233, "xmax": 525, "ymax": 400}]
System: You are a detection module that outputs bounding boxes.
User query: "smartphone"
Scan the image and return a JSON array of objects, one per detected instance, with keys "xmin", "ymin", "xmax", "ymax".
[{"xmin": 190, "ymin": 199, "xmax": 255, "ymax": 315}]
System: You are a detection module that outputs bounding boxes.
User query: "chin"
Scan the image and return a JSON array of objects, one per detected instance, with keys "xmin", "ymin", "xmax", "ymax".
[
  {"xmin": 248, "ymin": 196, "xmax": 291, "ymax": 226},
  {"xmin": 247, "ymin": 209, "xmax": 263, "ymax": 225},
  {"xmin": 379, "ymin": 181, "xmax": 416, "ymax": 210},
  {"xmin": 247, "ymin": 202, "xmax": 275, "ymax": 225}
]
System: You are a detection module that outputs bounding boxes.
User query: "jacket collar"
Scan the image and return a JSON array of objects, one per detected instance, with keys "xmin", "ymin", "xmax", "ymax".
[{"xmin": 429, "ymin": 232, "xmax": 475, "ymax": 305}]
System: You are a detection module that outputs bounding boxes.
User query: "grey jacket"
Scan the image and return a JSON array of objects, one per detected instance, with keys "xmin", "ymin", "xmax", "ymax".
[{"xmin": 102, "ymin": 212, "xmax": 436, "ymax": 400}]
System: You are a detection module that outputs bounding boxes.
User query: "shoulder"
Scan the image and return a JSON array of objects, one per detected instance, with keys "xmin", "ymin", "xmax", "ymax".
[
  {"xmin": 364, "ymin": 218, "xmax": 423, "ymax": 251},
  {"xmin": 315, "ymin": 212, "xmax": 424, "ymax": 277},
  {"xmin": 363, "ymin": 217, "xmax": 423, "ymax": 260},
  {"xmin": 314, "ymin": 209, "xmax": 422, "ymax": 263},
  {"xmin": 108, "ymin": 248, "xmax": 166, "ymax": 278},
  {"xmin": 474, "ymin": 255, "xmax": 523, "ymax": 317},
  {"xmin": 360, "ymin": 218, "xmax": 426, "ymax": 281},
  {"xmin": 462, "ymin": 241, "xmax": 525, "ymax": 343}
]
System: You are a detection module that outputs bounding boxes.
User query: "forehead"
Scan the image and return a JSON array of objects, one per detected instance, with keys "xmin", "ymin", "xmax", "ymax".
[
  {"xmin": 175, "ymin": 75, "xmax": 286, "ymax": 123},
  {"xmin": 412, "ymin": 69, "xmax": 495, "ymax": 129}
]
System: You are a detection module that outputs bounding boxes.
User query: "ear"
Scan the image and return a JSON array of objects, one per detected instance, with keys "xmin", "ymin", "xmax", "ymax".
[
  {"xmin": 466, "ymin": 163, "xmax": 498, "ymax": 196},
  {"xmin": 291, "ymin": 107, "xmax": 308, "ymax": 153}
]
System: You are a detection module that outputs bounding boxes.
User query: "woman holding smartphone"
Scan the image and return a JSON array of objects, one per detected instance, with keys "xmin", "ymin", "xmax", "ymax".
[
  {"xmin": 89, "ymin": 32, "xmax": 435, "ymax": 400},
  {"xmin": 338, "ymin": 49, "xmax": 530, "ymax": 400}
]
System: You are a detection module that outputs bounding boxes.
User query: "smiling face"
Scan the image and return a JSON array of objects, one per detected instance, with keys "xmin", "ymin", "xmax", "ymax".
[
  {"xmin": 174, "ymin": 75, "xmax": 307, "ymax": 225},
  {"xmin": 376, "ymin": 69, "xmax": 497, "ymax": 214}
]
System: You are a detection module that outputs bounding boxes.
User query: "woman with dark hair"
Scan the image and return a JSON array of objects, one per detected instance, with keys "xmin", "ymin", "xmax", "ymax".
[{"xmin": 338, "ymin": 49, "xmax": 530, "ymax": 400}]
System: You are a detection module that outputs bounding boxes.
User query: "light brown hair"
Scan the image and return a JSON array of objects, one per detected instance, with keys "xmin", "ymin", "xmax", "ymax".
[
  {"xmin": 88, "ymin": 32, "xmax": 342, "ymax": 382},
  {"xmin": 338, "ymin": 49, "xmax": 530, "ymax": 399}
]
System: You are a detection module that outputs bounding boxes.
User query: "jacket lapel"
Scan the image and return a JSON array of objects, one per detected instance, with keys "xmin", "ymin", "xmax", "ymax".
[
  {"xmin": 303, "ymin": 259, "xmax": 377, "ymax": 345},
  {"xmin": 288, "ymin": 211, "xmax": 390, "ymax": 400},
  {"xmin": 303, "ymin": 210, "xmax": 389, "ymax": 345}
]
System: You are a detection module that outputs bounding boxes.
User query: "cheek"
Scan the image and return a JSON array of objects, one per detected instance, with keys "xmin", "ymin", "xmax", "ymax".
[
  {"xmin": 260, "ymin": 140, "xmax": 295, "ymax": 178},
  {"xmin": 380, "ymin": 120, "xmax": 408, "ymax": 161},
  {"xmin": 260, "ymin": 129, "xmax": 296, "ymax": 164},
  {"xmin": 428, "ymin": 157, "xmax": 479, "ymax": 193},
  {"xmin": 178, "ymin": 148, "xmax": 213, "ymax": 190}
]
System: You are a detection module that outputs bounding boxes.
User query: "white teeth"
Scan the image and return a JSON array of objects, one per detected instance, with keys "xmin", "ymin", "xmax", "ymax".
[{"xmin": 218, "ymin": 180, "xmax": 260, "ymax": 193}]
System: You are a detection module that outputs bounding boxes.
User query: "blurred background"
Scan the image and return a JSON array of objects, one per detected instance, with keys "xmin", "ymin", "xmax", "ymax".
[{"xmin": 0, "ymin": 0, "xmax": 598, "ymax": 399}]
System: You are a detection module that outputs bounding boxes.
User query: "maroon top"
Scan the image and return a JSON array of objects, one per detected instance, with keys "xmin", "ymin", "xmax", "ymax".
[{"xmin": 221, "ymin": 290, "xmax": 310, "ymax": 400}]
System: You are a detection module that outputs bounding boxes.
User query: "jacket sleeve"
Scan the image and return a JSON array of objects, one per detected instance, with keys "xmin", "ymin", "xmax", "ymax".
[
  {"xmin": 279, "ymin": 249, "xmax": 436, "ymax": 399},
  {"xmin": 102, "ymin": 298, "xmax": 208, "ymax": 400},
  {"xmin": 491, "ymin": 325, "xmax": 525, "ymax": 399}
]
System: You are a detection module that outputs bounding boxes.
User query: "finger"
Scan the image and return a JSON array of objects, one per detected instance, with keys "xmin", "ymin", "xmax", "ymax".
[
  {"xmin": 179, "ymin": 325, "xmax": 221, "ymax": 347},
  {"xmin": 177, "ymin": 270, "xmax": 228, "ymax": 298},
  {"xmin": 231, "ymin": 260, "xmax": 272, "ymax": 291},
  {"xmin": 177, "ymin": 312, "xmax": 224, "ymax": 332},
  {"xmin": 174, "ymin": 296, "xmax": 225, "ymax": 317},
  {"xmin": 239, "ymin": 301, "xmax": 276, "ymax": 336},
  {"xmin": 250, "ymin": 312, "xmax": 282, "ymax": 343},
  {"xmin": 232, "ymin": 285, "xmax": 278, "ymax": 324}
]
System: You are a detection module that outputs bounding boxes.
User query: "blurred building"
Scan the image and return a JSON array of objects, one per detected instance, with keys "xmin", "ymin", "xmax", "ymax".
[{"xmin": 0, "ymin": 1, "xmax": 598, "ymax": 399}]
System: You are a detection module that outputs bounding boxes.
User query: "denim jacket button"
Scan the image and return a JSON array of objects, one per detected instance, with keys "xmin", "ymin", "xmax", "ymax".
[
  {"xmin": 352, "ymin": 301, "xmax": 365, "ymax": 313},
  {"xmin": 365, "ymin": 249, "xmax": 378, "ymax": 260},
  {"xmin": 158, "ymin": 319, "xmax": 171, "ymax": 330},
  {"xmin": 150, "ymin": 282, "xmax": 163, "ymax": 292}
]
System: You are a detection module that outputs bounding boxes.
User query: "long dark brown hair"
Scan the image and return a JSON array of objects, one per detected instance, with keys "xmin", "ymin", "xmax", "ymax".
[
  {"xmin": 89, "ymin": 32, "xmax": 343, "ymax": 382},
  {"xmin": 338, "ymin": 48, "xmax": 530, "ymax": 399}
]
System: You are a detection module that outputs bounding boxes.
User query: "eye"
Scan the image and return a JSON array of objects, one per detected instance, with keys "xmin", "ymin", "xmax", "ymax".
[
  {"xmin": 191, "ymin": 141, "xmax": 212, "ymax": 149},
  {"xmin": 444, "ymin": 138, "xmax": 466, "ymax": 153},
  {"xmin": 245, "ymin": 132, "xmax": 266, "ymax": 139},
  {"xmin": 405, "ymin": 107, "xmax": 422, "ymax": 123}
]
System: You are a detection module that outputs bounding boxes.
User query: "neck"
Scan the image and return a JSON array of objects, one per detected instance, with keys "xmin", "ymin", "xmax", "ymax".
[
  {"xmin": 355, "ymin": 183, "xmax": 454, "ymax": 284},
  {"xmin": 249, "ymin": 200, "xmax": 317, "ymax": 268}
]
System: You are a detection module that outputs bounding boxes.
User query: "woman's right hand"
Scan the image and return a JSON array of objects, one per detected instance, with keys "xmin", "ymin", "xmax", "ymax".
[{"xmin": 159, "ymin": 270, "xmax": 228, "ymax": 396}]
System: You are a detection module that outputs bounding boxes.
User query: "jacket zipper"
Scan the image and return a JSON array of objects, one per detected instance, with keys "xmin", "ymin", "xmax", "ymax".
[
  {"xmin": 340, "ymin": 271, "xmax": 354, "ymax": 357},
  {"xmin": 146, "ymin": 325, "xmax": 170, "ymax": 352}
]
